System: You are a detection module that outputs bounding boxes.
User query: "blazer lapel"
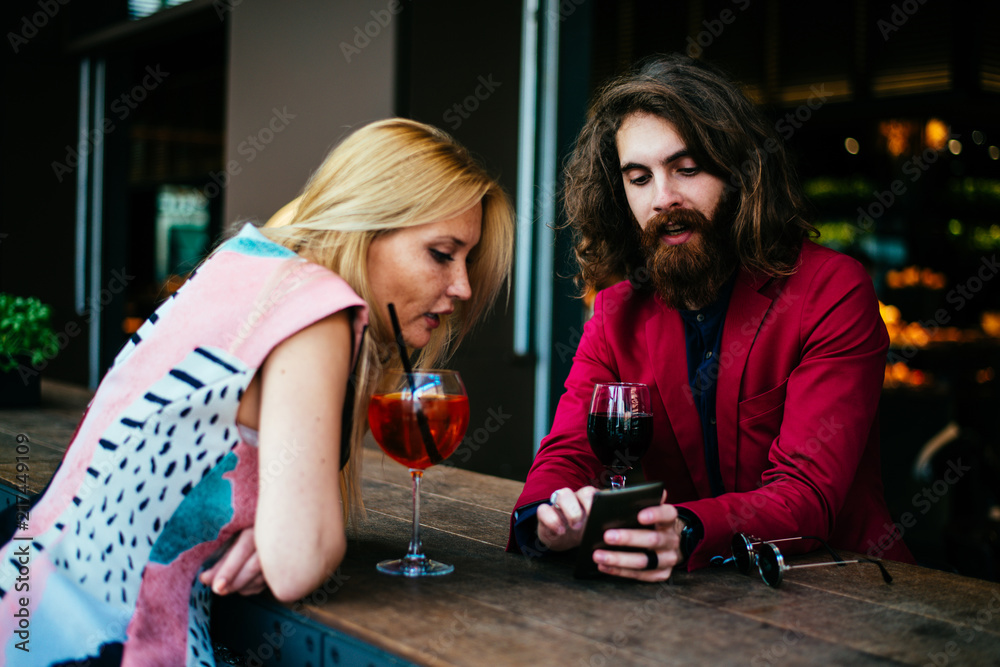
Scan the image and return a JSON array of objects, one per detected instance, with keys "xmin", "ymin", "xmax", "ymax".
[
  {"xmin": 646, "ymin": 300, "xmax": 712, "ymax": 498},
  {"xmin": 717, "ymin": 268, "xmax": 774, "ymax": 493}
]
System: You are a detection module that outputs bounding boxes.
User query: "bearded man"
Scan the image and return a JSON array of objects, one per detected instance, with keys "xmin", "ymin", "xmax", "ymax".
[{"xmin": 508, "ymin": 54, "xmax": 914, "ymax": 581}]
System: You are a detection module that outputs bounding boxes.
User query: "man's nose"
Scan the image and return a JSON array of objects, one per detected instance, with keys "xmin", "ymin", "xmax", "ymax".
[{"xmin": 652, "ymin": 178, "xmax": 682, "ymax": 211}]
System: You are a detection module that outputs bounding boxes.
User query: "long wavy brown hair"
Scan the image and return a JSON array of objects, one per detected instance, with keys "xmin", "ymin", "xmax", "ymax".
[{"xmin": 563, "ymin": 54, "xmax": 816, "ymax": 292}]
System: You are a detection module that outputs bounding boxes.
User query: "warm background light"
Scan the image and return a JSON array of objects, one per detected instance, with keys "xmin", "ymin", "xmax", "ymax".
[
  {"xmin": 924, "ymin": 118, "xmax": 950, "ymax": 151},
  {"xmin": 880, "ymin": 120, "xmax": 914, "ymax": 157}
]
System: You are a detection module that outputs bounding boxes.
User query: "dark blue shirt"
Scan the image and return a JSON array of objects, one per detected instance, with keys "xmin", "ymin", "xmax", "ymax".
[{"xmin": 677, "ymin": 275, "xmax": 737, "ymax": 498}]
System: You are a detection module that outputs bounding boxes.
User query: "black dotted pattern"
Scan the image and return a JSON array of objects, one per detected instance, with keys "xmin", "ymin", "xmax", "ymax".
[{"xmin": 0, "ymin": 345, "xmax": 252, "ymax": 666}]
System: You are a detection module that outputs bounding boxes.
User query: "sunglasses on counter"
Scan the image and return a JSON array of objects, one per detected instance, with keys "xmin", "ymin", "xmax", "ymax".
[{"xmin": 723, "ymin": 533, "xmax": 893, "ymax": 588}]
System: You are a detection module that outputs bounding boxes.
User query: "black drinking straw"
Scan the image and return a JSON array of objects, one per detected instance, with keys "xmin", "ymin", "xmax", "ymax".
[{"xmin": 387, "ymin": 303, "xmax": 443, "ymax": 465}]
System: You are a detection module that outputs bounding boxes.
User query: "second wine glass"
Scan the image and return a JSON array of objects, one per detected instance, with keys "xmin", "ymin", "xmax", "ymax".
[{"xmin": 587, "ymin": 382, "xmax": 653, "ymax": 489}]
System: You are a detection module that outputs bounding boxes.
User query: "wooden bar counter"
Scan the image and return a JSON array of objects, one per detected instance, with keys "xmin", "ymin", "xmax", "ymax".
[{"xmin": 3, "ymin": 382, "xmax": 1000, "ymax": 666}]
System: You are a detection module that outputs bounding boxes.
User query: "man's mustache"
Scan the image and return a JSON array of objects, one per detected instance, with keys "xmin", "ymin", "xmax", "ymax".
[{"xmin": 641, "ymin": 208, "xmax": 711, "ymax": 247}]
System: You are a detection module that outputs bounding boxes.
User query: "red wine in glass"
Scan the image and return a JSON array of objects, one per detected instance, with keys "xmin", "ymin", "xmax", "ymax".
[{"xmin": 587, "ymin": 383, "xmax": 652, "ymax": 489}]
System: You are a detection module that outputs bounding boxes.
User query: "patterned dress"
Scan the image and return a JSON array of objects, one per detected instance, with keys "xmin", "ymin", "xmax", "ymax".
[{"xmin": 0, "ymin": 224, "xmax": 368, "ymax": 666}]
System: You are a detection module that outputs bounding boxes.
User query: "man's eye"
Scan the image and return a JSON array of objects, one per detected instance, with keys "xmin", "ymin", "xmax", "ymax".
[
  {"xmin": 678, "ymin": 167, "xmax": 700, "ymax": 176},
  {"xmin": 628, "ymin": 174, "xmax": 650, "ymax": 186},
  {"xmin": 430, "ymin": 249, "xmax": 454, "ymax": 263}
]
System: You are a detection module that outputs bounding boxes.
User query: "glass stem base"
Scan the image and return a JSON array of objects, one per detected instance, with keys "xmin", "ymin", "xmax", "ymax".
[
  {"xmin": 377, "ymin": 554, "xmax": 454, "ymax": 577},
  {"xmin": 377, "ymin": 468, "xmax": 454, "ymax": 577}
]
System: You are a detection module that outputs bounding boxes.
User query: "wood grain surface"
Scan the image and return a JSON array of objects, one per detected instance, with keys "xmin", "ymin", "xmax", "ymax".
[{"xmin": 3, "ymin": 380, "xmax": 999, "ymax": 666}]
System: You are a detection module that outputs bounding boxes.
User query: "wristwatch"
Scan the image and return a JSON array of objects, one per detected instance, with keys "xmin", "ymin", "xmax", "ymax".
[{"xmin": 676, "ymin": 509, "xmax": 704, "ymax": 561}]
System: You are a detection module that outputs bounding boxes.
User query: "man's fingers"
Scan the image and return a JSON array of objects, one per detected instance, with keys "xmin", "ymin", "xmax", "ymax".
[
  {"xmin": 603, "ymin": 527, "xmax": 674, "ymax": 550},
  {"xmin": 594, "ymin": 548, "xmax": 678, "ymax": 570},
  {"xmin": 597, "ymin": 562, "xmax": 674, "ymax": 582},
  {"xmin": 549, "ymin": 488, "xmax": 585, "ymax": 528},
  {"xmin": 577, "ymin": 485, "xmax": 598, "ymax": 515},
  {"xmin": 637, "ymin": 502, "xmax": 678, "ymax": 526},
  {"xmin": 593, "ymin": 548, "xmax": 678, "ymax": 582},
  {"xmin": 536, "ymin": 503, "xmax": 568, "ymax": 536}
]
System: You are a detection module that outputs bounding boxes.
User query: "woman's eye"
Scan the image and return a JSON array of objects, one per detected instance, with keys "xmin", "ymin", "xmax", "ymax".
[{"xmin": 430, "ymin": 249, "xmax": 454, "ymax": 264}]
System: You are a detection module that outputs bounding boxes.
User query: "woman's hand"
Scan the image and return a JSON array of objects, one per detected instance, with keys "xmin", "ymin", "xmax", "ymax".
[
  {"xmin": 536, "ymin": 486, "xmax": 598, "ymax": 552},
  {"xmin": 592, "ymin": 501, "xmax": 684, "ymax": 582},
  {"xmin": 199, "ymin": 527, "xmax": 266, "ymax": 596}
]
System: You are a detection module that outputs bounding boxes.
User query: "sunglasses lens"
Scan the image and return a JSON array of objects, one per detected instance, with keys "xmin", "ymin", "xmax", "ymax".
[
  {"xmin": 731, "ymin": 534, "xmax": 752, "ymax": 573},
  {"xmin": 757, "ymin": 544, "xmax": 783, "ymax": 587}
]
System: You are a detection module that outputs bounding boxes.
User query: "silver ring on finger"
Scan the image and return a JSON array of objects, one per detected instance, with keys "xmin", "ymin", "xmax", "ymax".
[{"xmin": 549, "ymin": 489, "xmax": 561, "ymax": 509}]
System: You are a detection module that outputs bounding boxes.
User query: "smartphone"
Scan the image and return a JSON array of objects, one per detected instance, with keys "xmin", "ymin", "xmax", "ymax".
[{"xmin": 573, "ymin": 481, "xmax": 665, "ymax": 579}]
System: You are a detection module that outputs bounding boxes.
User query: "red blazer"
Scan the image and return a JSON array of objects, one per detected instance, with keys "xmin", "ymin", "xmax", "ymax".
[{"xmin": 510, "ymin": 242, "xmax": 914, "ymax": 568}]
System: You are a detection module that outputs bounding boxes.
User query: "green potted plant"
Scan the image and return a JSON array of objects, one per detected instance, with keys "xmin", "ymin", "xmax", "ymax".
[{"xmin": 0, "ymin": 293, "xmax": 60, "ymax": 408}]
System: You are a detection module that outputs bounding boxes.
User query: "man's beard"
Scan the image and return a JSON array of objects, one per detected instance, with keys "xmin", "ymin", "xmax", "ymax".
[{"xmin": 638, "ymin": 203, "xmax": 737, "ymax": 310}]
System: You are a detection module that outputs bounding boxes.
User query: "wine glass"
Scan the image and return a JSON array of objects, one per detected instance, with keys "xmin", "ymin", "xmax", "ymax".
[
  {"xmin": 587, "ymin": 382, "xmax": 652, "ymax": 489},
  {"xmin": 367, "ymin": 369, "xmax": 469, "ymax": 576}
]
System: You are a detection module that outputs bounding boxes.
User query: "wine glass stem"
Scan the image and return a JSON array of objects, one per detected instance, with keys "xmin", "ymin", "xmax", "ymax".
[{"xmin": 406, "ymin": 469, "xmax": 424, "ymax": 559}]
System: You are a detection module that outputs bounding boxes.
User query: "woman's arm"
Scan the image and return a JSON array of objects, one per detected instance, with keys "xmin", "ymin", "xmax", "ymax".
[{"xmin": 254, "ymin": 311, "xmax": 353, "ymax": 601}]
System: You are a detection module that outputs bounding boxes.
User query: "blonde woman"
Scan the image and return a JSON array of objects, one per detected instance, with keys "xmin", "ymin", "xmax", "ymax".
[{"xmin": 0, "ymin": 118, "xmax": 514, "ymax": 666}]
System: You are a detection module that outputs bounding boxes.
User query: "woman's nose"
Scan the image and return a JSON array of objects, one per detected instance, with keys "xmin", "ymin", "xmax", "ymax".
[{"xmin": 447, "ymin": 264, "xmax": 472, "ymax": 301}]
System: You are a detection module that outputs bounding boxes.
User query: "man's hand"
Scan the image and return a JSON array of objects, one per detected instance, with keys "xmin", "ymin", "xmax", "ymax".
[
  {"xmin": 199, "ymin": 527, "xmax": 266, "ymax": 596},
  {"xmin": 593, "ymin": 501, "xmax": 685, "ymax": 582},
  {"xmin": 536, "ymin": 486, "xmax": 599, "ymax": 552}
]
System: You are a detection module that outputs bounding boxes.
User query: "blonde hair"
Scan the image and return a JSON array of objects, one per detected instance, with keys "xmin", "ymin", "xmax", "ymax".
[{"xmin": 260, "ymin": 118, "xmax": 514, "ymax": 521}]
